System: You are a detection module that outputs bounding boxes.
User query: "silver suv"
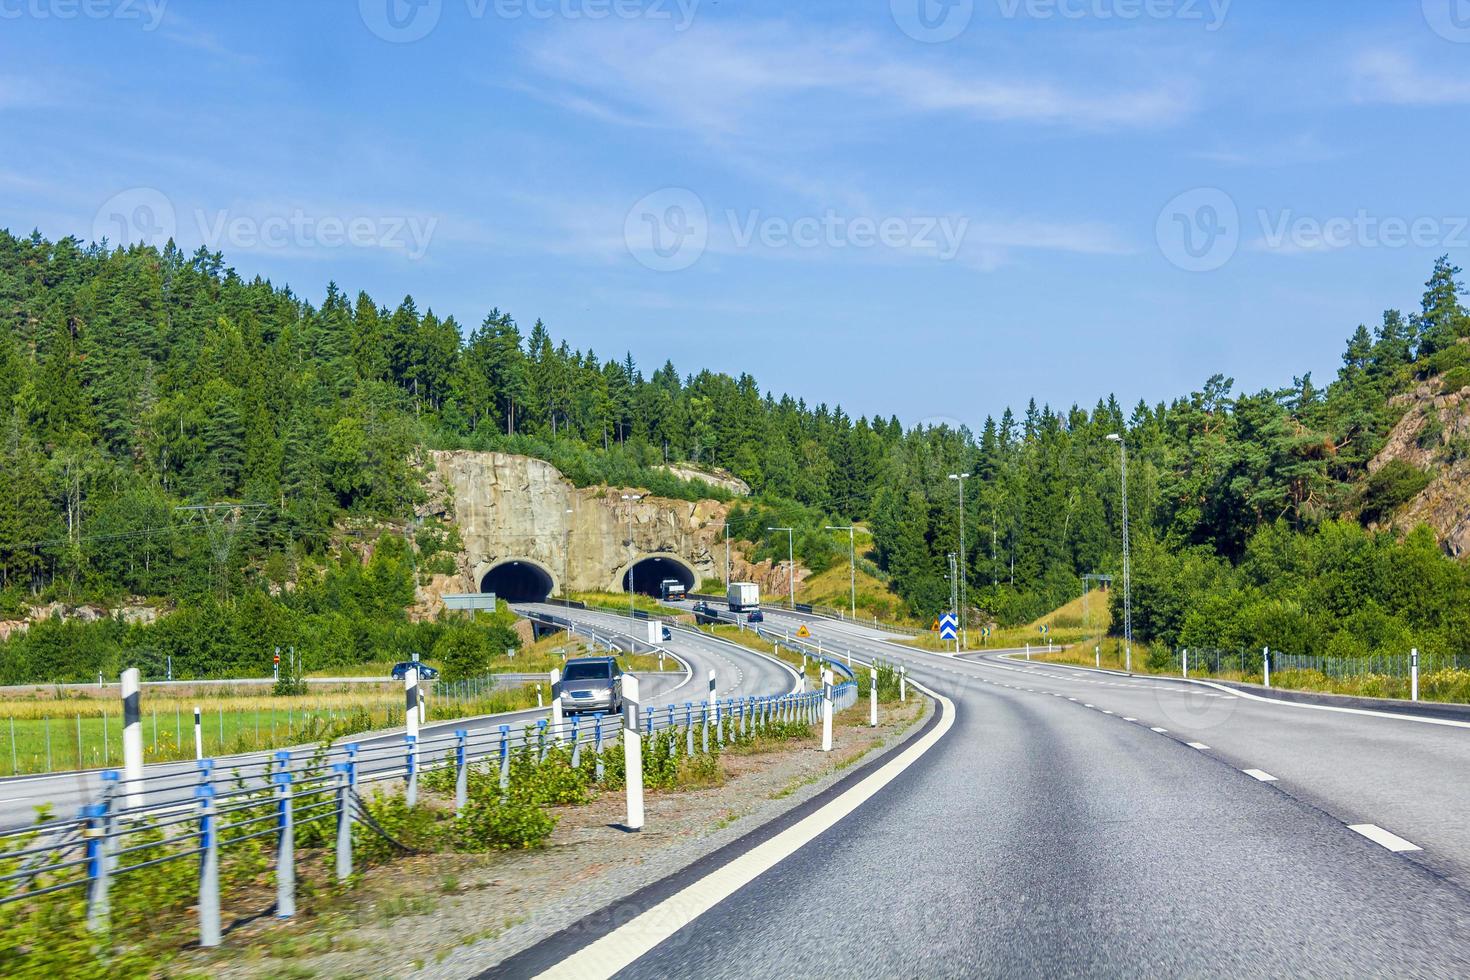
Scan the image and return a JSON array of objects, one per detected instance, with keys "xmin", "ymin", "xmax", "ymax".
[{"xmin": 558, "ymin": 656, "xmax": 624, "ymax": 715}]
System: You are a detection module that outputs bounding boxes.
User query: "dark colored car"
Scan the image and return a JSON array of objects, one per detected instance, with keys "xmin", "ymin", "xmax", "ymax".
[
  {"xmin": 745, "ymin": 608, "xmax": 764, "ymax": 623},
  {"xmin": 558, "ymin": 656, "xmax": 624, "ymax": 715},
  {"xmin": 390, "ymin": 661, "xmax": 439, "ymax": 681}
]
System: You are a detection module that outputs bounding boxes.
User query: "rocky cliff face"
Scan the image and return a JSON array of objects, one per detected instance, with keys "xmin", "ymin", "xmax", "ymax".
[
  {"xmin": 1368, "ymin": 378, "xmax": 1470, "ymax": 556},
  {"xmin": 420, "ymin": 451, "xmax": 796, "ymax": 603}
]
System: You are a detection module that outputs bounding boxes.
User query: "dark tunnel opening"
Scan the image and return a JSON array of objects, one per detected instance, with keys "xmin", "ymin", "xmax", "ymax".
[
  {"xmin": 481, "ymin": 561, "xmax": 554, "ymax": 604},
  {"xmin": 623, "ymin": 556, "xmax": 696, "ymax": 597}
]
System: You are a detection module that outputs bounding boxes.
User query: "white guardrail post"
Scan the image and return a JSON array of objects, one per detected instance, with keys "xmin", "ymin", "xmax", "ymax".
[
  {"xmin": 455, "ymin": 730, "xmax": 469, "ymax": 814},
  {"xmin": 197, "ymin": 783, "xmax": 221, "ymax": 947},
  {"xmin": 623, "ymin": 674, "xmax": 644, "ymax": 831},
  {"xmin": 1411, "ymin": 648, "xmax": 1420, "ymax": 702},
  {"xmin": 899, "ymin": 666, "xmax": 906, "ymax": 702},
  {"xmin": 869, "ymin": 667, "xmax": 878, "ymax": 728},
  {"xmin": 1182, "ymin": 648, "xmax": 1188, "ymax": 678},
  {"xmin": 821, "ymin": 667, "xmax": 833, "ymax": 753},
  {"xmin": 121, "ymin": 668, "xmax": 143, "ymax": 809},
  {"xmin": 1262, "ymin": 647, "xmax": 1271, "ymax": 689},
  {"xmin": 274, "ymin": 752, "xmax": 295, "ymax": 919},
  {"xmin": 334, "ymin": 759, "xmax": 354, "ymax": 882},
  {"xmin": 550, "ymin": 667, "xmax": 563, "ymax": 739},
  {"xmin": 193, "ymin": 705, "xmax": 203, "ymax": 760}
]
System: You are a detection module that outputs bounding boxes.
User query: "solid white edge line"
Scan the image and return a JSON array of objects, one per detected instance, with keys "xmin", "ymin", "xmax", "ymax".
[
  {"xmin": 1348, "ymin": 823, "xmax": 1421, "ymax": 852},
  {"xmin": 1242, "ymin": 769, "xmax": 1278, "ymax": 782},
  {"xmin": 534, "ymin": 678, "xmax": 957, "ymax": 980}
]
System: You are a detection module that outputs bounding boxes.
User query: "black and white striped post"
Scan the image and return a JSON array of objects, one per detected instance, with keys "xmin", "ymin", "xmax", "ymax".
[
  {"xmin": 1182, "ymin": 648, "xmax": 1189, "ymax": 678},
  {"xmin": 899, "ymin": 666, "xmax": 907, "ymax": 702},
  {"xmin": 869, "ymin": 668, "xmax": 878, "ymax": 727},
  {"xmin": 1412, "ymin": 648, "xmax": 1420, "ymax": 702},
  {"xmin": 622, "ymin": 673, "xmax": 644, "ymax": 831},
  {"xmin": 707, "ymin": 669, "xmax": 718, "ymax": 723},
  {"xmin": 821, "ymin": 667, "xmax": 833, "ymax": 752},
  {"xmin": 405, "ymin": 666, "xmax": 420, "ymax": 805},
  {"xmin": 120, "ymin": 668, "xmax": 143, "ymax": 809},
  {"xmin": 193, "ymin": 706, "xmax": 202, "ymax": 760},
  {"xmin": 1262, "ymin": 647, "xmax": 1271, "ymax": 689},
  {"xmin": 550, "ymin": 668, "xmax": 563, "ymax": 740}
]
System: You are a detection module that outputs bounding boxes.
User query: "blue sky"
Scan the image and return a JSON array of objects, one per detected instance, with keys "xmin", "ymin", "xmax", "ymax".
[{"xmin": 3, "ymin": 1, "xmax": 1469, "ymax": 429}]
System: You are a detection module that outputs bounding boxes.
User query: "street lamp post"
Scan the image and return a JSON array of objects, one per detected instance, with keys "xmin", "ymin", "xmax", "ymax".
[
  {"xmin": 768, "ymin": 527, "xmax": 795, "ymax": 609},
  {"xmin": 621, "ymin": 494, "xmax": 643, "ymax": 618},
  {"xmin": 1106, "ymin": 434, "xmax": 1132, "ymax": 672},
  {"xmin": 825, "ymin": 525, "xmax": 857, "ymax": 619},
  {"xmin": 948, "ymin": 472, "xmax": 970, "ymax": 648}
]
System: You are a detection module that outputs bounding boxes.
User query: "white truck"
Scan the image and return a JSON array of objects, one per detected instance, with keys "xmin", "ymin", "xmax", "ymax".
[{"xmin": 727, "ymin": 581, "xmax": 760, "ymax": 613}]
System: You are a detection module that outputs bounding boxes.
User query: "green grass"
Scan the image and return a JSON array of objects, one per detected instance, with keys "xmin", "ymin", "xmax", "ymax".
[{"xmin": 0, "ymin": 683, "xmax": 543, "ymax": 776}]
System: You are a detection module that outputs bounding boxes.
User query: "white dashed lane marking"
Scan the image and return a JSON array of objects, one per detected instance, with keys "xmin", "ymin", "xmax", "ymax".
[
  {"xmin": 1151, "ymin": 727, "xmax": 1168, "ymax": 733},
  {"xmin": 1243, "ymin": 769, "xmax": 1278, "ymax": 782},
  {"xmin": 1186, "ymin": 742, "xmax": 1210, "ymax": 750},
  {"xmin": 1348, "ymin": 824, "xmax": 1421, "ymax": 852}
]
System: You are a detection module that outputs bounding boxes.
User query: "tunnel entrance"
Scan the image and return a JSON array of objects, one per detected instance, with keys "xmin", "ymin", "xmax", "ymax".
[
  {"xmin": 480, "ymin": 560, "xmax": 554, "ymax": 603},
  {"xmin": 623, "ymin": 556, "xmax": 696, "ymax": 598}
]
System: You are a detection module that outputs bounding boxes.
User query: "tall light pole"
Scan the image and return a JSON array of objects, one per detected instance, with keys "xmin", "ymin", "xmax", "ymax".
[
  {"xmin": 621, "ymin": 493, "xmax": 643, "ymax": 618},
  {"xmin": 946, "ymin": 552, "xmax": 959, "ymax": 655},
  {"xmin": 948, "ymin": 472, "xmax": 970, "ymax": 648},
  {"xmin": 768, "ymin": 527, "xmax": 794, "ymax": 609},
  {"xmin": 1106, "ymin": 434, "xmax": 1132, "ymax": 672},
  {"xmin": 825, "ymin": 525, "xmax": 857, "ymax": 619}
]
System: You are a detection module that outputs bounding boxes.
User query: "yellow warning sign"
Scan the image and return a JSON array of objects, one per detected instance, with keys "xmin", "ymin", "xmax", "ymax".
[
  {"xmin": 931, "ymin": 620, "xmax": 940, "ymax": 632},
  {"xmin": 796, "ymin": 624, "xmax": 811, "ymax": 639}
]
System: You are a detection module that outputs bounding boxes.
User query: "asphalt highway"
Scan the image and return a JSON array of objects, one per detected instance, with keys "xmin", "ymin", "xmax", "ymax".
[{"xmin": 514, "ymin": 607, "xmax": 1470, "ymax": 977}]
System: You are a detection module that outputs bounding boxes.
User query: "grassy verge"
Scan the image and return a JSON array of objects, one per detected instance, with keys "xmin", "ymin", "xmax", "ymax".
[
  {"xmin": 566, "ymin": 591, "xmax": 668, "ymax": 616},
  {"xmin": 0, "ymin": 684, "xmax": 542, "ymax": 776}
]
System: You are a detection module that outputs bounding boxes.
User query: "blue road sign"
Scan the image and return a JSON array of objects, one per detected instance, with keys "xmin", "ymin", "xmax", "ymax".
[{"xmin": 939, "ymin": 613, "xmax": 958, "ymax": 640}]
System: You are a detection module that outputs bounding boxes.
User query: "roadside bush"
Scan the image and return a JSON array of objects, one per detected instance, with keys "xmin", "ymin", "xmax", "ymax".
[
  {"xmin": 508, "ymin": 744, "xmax": 592, "ymax": 806},
  {"xmin": 353, "ymin": 789, "xmax": 446, "ymax": 866},
  {"xmin": 854, "ymin": 661, "xmax": 904, "ymax": 702},
  {"xmin": 451, "ymin": 791, "xmax": 557, "ymax": 852}
]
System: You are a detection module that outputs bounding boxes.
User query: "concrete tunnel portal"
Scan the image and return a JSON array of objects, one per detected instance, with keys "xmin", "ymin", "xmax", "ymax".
[
  {"xmin": 480, "ymin": 560, "xmax": 555, "ymax": 604},
  {"xmin": 623, "ymin": 555, "xmax": 696, "ymax": 598}
]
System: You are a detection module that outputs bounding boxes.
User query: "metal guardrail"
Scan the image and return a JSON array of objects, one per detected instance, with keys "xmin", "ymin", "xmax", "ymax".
[{"xmin": 0, "ymin": 681, "xmax": 851, "ymax": 947}]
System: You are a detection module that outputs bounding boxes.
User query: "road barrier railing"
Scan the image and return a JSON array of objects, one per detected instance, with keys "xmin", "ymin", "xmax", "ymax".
[{"xmin": 0, "ymin": 679, "xmax": 850, "ymax": 950}]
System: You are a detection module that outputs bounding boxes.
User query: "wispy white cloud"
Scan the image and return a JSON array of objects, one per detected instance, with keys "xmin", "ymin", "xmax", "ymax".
[
  {"xmin": 523, "ymin": 20, "xmax": 1194, "ymax": 140},
  {"xmin": 1351, "ymin": 49, "xmax": 1470, "ymax": 105},
  {"xmin": 1191, "ymin": 132, "xmax": 1340, "ymax": 167}
]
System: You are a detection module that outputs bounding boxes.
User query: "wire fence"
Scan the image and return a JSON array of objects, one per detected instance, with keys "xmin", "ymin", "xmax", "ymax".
[{"xmin": 1162, "ymin": 648, "xmax": 1470, "ymax": 680}]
